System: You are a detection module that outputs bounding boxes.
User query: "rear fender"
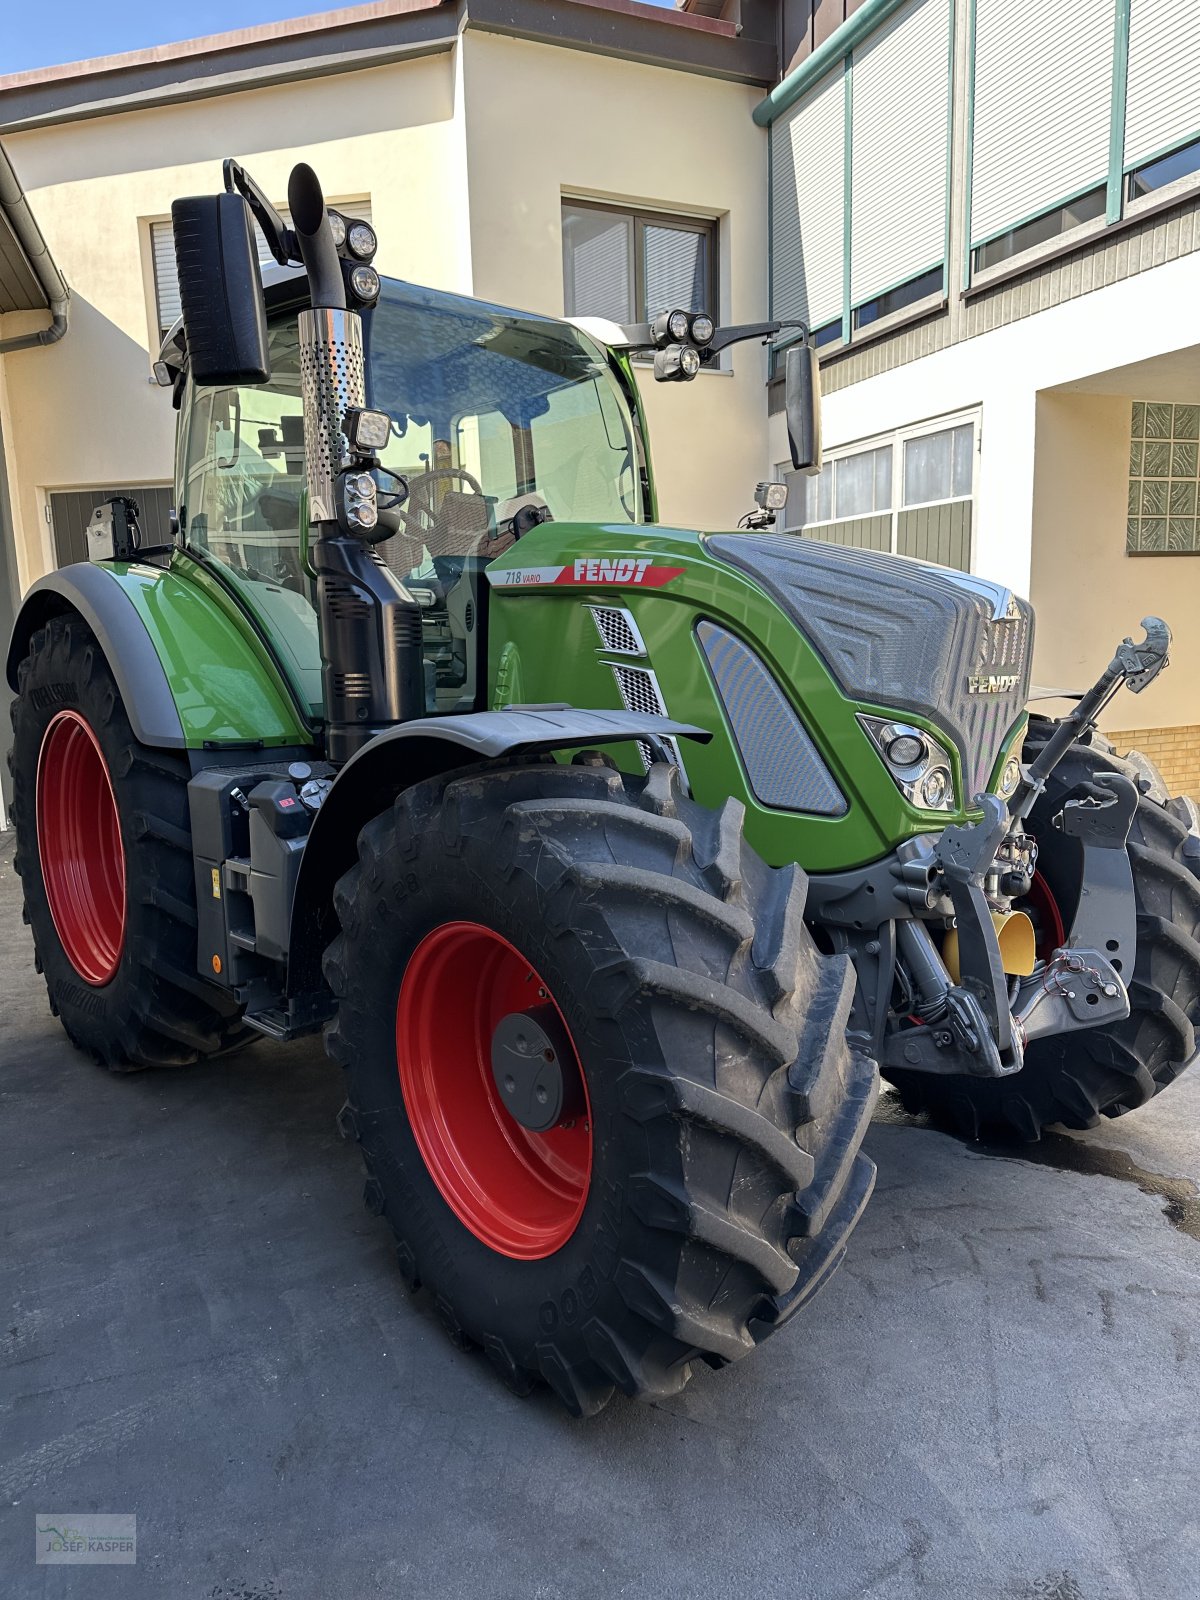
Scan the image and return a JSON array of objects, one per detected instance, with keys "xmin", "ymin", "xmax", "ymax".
[
  {"xmin": 6, "ymin": 561, "xmax": 309, "ymax": 751},
  {"xmin": 285, "ymin": 707, "xmax": 709, "ymax": 996},
  {"xmin": 7, "ymin": 565, "xmax": 186, "ymax": 746}
]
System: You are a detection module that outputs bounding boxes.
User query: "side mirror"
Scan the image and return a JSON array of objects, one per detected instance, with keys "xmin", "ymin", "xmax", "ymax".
[
  {"xmin": 785, "ymin": 342, "xmax": 822, "ymax": 474},
  {"xmin": 171, "ymin": 192, "xmax": 270, "ymax": 387}
]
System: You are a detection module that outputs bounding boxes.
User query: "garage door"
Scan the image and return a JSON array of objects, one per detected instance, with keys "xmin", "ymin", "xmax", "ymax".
[{"xmin": 49, "ymin": 485, "xmax": 173, "ymax": 567}]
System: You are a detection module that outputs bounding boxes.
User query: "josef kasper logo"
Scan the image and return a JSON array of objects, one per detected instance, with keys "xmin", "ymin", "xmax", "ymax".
[{"xmin": 36, "ymin": 1514, "xmax": 136, "ymax": 1564}]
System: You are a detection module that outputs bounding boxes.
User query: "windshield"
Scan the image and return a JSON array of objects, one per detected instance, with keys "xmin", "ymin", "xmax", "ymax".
[{"xmin": 365, "ymin": 281, "xmax": 647, "ymax": 530}]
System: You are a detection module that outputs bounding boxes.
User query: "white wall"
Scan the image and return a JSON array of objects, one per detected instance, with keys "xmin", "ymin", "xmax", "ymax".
[
  {"xmin": 460, "ymin": 30, "xmax": 769, "ymax": 532},
  {"xmin": 2, "ymin": 50, "xmax": 468, "ymax": 591},
  {"xmin": 768, "ymin": 250, "xmax": 1200, "ymax": 597},
  {"xmin": 3, "ymin": 31, "xmax": 771, "ymax": 594}
]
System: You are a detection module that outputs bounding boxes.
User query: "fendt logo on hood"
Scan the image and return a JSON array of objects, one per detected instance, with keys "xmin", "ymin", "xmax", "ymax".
[
  {"xmin": 967, "ymin": 673, "xmax": 1021, "ymax": 694},
  {"xmin": 487, "ymin": 559, "xmax": 686, "ymax": 589}
]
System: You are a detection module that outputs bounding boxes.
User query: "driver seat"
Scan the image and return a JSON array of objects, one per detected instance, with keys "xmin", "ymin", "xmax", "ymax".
[{"xmin": 427, "ymin": 489, "xmax": 492, "ymax": 560}]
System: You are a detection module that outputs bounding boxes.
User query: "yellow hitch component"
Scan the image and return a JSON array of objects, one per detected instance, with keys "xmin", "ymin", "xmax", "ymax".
[{"xmin": 942, "ymin": 909, "xmax": 1037, "ymax": 981}]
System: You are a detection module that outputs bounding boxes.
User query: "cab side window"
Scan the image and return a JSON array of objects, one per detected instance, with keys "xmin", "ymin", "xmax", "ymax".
[{"xmin": 181, "ymin": 316, "xmax": 310, "ymax": 600}]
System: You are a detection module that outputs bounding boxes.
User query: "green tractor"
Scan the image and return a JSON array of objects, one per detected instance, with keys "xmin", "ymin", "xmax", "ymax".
[{"xmin": 8, "ymin": 161, "xmax": 1199, "ymax": 1415}]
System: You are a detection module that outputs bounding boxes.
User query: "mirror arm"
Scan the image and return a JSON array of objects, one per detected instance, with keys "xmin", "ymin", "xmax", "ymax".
[
  {"xmin": 704, "ymin": 318, "xmax": 809, "ymax": 355},
  {"xmin": 223, "ymin": 158, "xmax": 297, "ymax": 267}
]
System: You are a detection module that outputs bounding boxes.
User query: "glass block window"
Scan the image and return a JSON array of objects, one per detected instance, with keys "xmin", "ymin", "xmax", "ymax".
[{"xmin": 1128, "ymin": 401, "xmax": 1200, "ymax": 554}]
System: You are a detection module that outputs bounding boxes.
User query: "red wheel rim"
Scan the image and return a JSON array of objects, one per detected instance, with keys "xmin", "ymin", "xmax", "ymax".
[
  {"xmin": 36, "ymin": 710, "xmax": 126, "ymax": 987},
  {"xmin": 396, "ymin": 922, "xmax": 592, "ymax": 1259},
  {"xmin": 1024, "ymin": 869, "xmax": 1066, "ymax": 962}
]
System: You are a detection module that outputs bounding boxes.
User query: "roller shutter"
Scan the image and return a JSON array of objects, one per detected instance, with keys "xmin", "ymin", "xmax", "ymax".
[
  {"xmin": 971, "ymin": 0, "xmax": 1114, "ymax": 245},
  {"xmin": 770, "ymin": 66, "xmax": 846, "ymax": 329},
  {"xmin": 850, "ymin": 0, "xmax": 950, "ymax": 306},
  {"xmin": 1124, "ymin": 0, "xmax": 1200, "ymax": 171}
]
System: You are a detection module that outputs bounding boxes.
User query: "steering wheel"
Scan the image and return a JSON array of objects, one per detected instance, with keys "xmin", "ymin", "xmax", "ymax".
[{"xmin": 389, "ymin": 466, "xmax": 486, "ymax": 546}]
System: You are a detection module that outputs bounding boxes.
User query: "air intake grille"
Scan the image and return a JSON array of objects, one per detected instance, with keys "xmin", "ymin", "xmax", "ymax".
[
  {"xmin": 697, "ymin": 621, "xmax": 847, "ymax": 816},
  {"xmin": 590, "ymin": 606, "xmax": 645, "ymax": 657},
  {"xmin": 612, "ymin": 664, "xmax": 663, "ymax": 718},
  {"xmin": 610, "ymin": 663, "xmax": 684, "ymax": 778}
]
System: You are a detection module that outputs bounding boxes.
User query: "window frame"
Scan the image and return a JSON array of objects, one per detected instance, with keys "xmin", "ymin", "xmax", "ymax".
[
  {"xmin": 561, "ymin": 197, "xmax": 720, "ymax": 332},
  {"xmin": 778, "ymin": 407, "xmax": 981, "ymax": 553}
]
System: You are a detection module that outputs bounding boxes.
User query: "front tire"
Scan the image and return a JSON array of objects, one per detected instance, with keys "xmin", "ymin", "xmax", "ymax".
[
  {"xmin": 886, "ymin": 731, "xmax": 1200, "ymax": 1139},
  {"xmin": 9, "ymin": 614, "xmax": 250, "ymax": 1070},
  {"xmin": 325, "ymin": 760, "xmax": 878, "ymax": 1414}
]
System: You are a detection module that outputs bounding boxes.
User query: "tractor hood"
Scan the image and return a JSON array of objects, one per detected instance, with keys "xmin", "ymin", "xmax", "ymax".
[{"xmin": 706, "ymin": 534, "xmax": 1034, "ymax": 797}]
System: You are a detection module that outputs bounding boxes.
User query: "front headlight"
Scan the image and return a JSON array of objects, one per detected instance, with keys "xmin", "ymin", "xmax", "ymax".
[
  {"xmin": 997, "ymin": 755, "xmax": 1022, "ymax": 798},
  {"xmin": 859, "ymin": 715, "xmax": 957, "ymax": 812}
]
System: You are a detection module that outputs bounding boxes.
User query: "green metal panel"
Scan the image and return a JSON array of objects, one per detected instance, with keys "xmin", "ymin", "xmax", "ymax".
[
  {"xmin": 106, "ymin": 554, "xmax": 312, "ymax": 749},
  {"xmin": 804, "ymin": 513, "xmax": 893, "ymax": 551},
  {"xmin": 963, "ymin": 0, "xmax": 977, "ymax": 289},
  {"xmin": 897, "ymin": 501, "xmax": 972, "ymax": 570},
  {"xmin": 1106, "ymin": 0, "xmax": 1131, "ymax": 224},
  {"xmin": 485, "ymin": 522, "xmax": 1003, "ymax": 873},
  {"xmin": 842, "ymin": 54, "xmax": 854, "ymax": 345}
]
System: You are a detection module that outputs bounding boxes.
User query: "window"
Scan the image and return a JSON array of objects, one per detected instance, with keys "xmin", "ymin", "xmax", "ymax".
[
  {"xmin": 973, "ymin": 188, "xmax": 1106, "ymax": 274},
  {"xmin": 770, "ymin": 0, "xmax": 951, "ymax": 346},
  {"xmin": 853, "ymin": 265, "xmax": 944, "ymax": 330},
  {"xmin": 1128, "ymin": 135, "xmax": 1200, "ymax": 202},
  {"xmin": 902, "ymin": 422, "xmax": 973, "ymax": 507},
  {"xmin": 562, "ymin": 201, "xmax": 717, "ymax": 326},
  {"xmin": 779, "ymin": 414, "xmax": 977, "ymax": 572},
  {"xmin": 1128, "ymin": 401, "xmax": 1200, "ymax": 555},
  {"xmin": 150, "ymin": 199, "xmax": 372, "ymax": 341},
  {"xmin": 1124, "ymin": 0, "xmax": 1200, "ymax": 185},
  {"xmin": 971, "ymin": 0, "xmax": 1112, "ymax": 255}
]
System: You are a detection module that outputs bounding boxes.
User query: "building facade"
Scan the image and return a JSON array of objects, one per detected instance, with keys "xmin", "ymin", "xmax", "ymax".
[
  {"xmin": 753, "ymin": 0, "xmax": 1200, "ymax": 787},
  {"xmin": 2, "ymin": 0, "xmax": 1199, "ymax": 807},
  {"xmin": 0, "ymin": 0, "xmax": 775, "ymax": 599}
]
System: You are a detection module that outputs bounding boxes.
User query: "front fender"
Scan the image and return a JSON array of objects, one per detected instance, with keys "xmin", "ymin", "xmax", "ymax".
[{"xmin": 285, "ymin": 707, "xmax": 709, "ymax": 996}]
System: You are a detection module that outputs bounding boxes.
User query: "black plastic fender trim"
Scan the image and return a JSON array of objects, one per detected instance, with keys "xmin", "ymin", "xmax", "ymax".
[
  {"xmin": 5, "ymin": 564, "xmax": 185, "ymax": 748},
  {"xmin": 284, "ymin": 707, "xmax": 710, "ymax": 997}
]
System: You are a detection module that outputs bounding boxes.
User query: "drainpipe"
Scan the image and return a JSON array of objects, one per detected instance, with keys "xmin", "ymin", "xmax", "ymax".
[{"xmin": 0, "ymin": 142, "xmax": 69, "ymax": 351}]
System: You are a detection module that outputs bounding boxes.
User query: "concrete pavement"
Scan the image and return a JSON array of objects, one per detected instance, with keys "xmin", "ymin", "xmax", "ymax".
[{"xmin": 2, "ymin": 827, "xmax": 1198, "ymax": 1599}]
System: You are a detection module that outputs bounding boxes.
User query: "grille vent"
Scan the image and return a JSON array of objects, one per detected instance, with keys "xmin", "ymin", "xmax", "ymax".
[
  {"xmin": 333, "ymin": 672, "xmax": 372, "ymax": 700},
  {"xmin": 327, "ymin": 584, "xmax": 369, "ymax": 623},
  {"xmin": 590, "ymin": 605, "xmax": 645, "ymax": 657},
  {"xmin": 611, "ymin": 663, "xmax": 686, "ymax": 780},
  {"xmin": 393, "ymin": 612, "xmax": 422, "ymax": 649},
  {"xmin": 696, "ymin": 621, "xmax": 847, "ymax": 815}
]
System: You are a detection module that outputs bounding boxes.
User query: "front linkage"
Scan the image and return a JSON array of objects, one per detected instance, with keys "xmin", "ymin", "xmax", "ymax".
[{"xmin": 809, "ymin": 619, "xmax": 1172, "ymax": 1081}]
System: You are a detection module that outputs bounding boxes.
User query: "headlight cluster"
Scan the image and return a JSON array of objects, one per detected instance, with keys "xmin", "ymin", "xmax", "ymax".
[
  {"xmin": 326, "ymin": 211, "xmax": 380, "ymax": 301},
  {"xmin": 650, "ymin": 308, "xmax": 714, "ymax": 384},
  {"xmin": 859, "ymin": 715, "xmax": 957, "ymax": 813},
  {"xmin": 342, "ymin": 469, "xmax": 378, "ymax": 531}
]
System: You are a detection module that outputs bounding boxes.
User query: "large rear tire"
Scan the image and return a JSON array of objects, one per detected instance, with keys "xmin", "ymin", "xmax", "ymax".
[
  {"xmin": 9, "ymin": 614, "xmax": 250, "ymax": 1070},
  {"xmin": 886, "ymin": 730, "xmax": 1200, "ymax": 1140},
  {"xmin": 325, "ymin": 759, "xmax": 878, "ymax": 1414}
]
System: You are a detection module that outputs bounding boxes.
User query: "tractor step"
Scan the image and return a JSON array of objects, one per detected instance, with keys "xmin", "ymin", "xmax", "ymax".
[{"xmin": 244, "ymin": 993, "xmax": 336, "ymax": 1042}]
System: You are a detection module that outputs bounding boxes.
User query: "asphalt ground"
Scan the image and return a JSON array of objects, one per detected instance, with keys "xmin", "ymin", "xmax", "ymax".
[{"xmin": 2, "ymin": 826, "xmax": 1198, "ymax": 1599}]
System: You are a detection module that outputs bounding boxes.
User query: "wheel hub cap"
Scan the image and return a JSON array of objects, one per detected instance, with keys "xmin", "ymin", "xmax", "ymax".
[{"xmin": 396, "ymin": 922, "xmax": 592, "ymax": 1259}]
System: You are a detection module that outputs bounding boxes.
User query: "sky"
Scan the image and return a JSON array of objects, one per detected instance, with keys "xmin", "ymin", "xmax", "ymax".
[{"xmin": 3, "ymin": 0, "xmax": 677, "ymax": 76}]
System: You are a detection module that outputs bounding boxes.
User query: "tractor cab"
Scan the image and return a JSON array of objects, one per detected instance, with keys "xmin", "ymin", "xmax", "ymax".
[{"xmin": 165, "ymin": 268, "xmax": 653, "ymax": 722}]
